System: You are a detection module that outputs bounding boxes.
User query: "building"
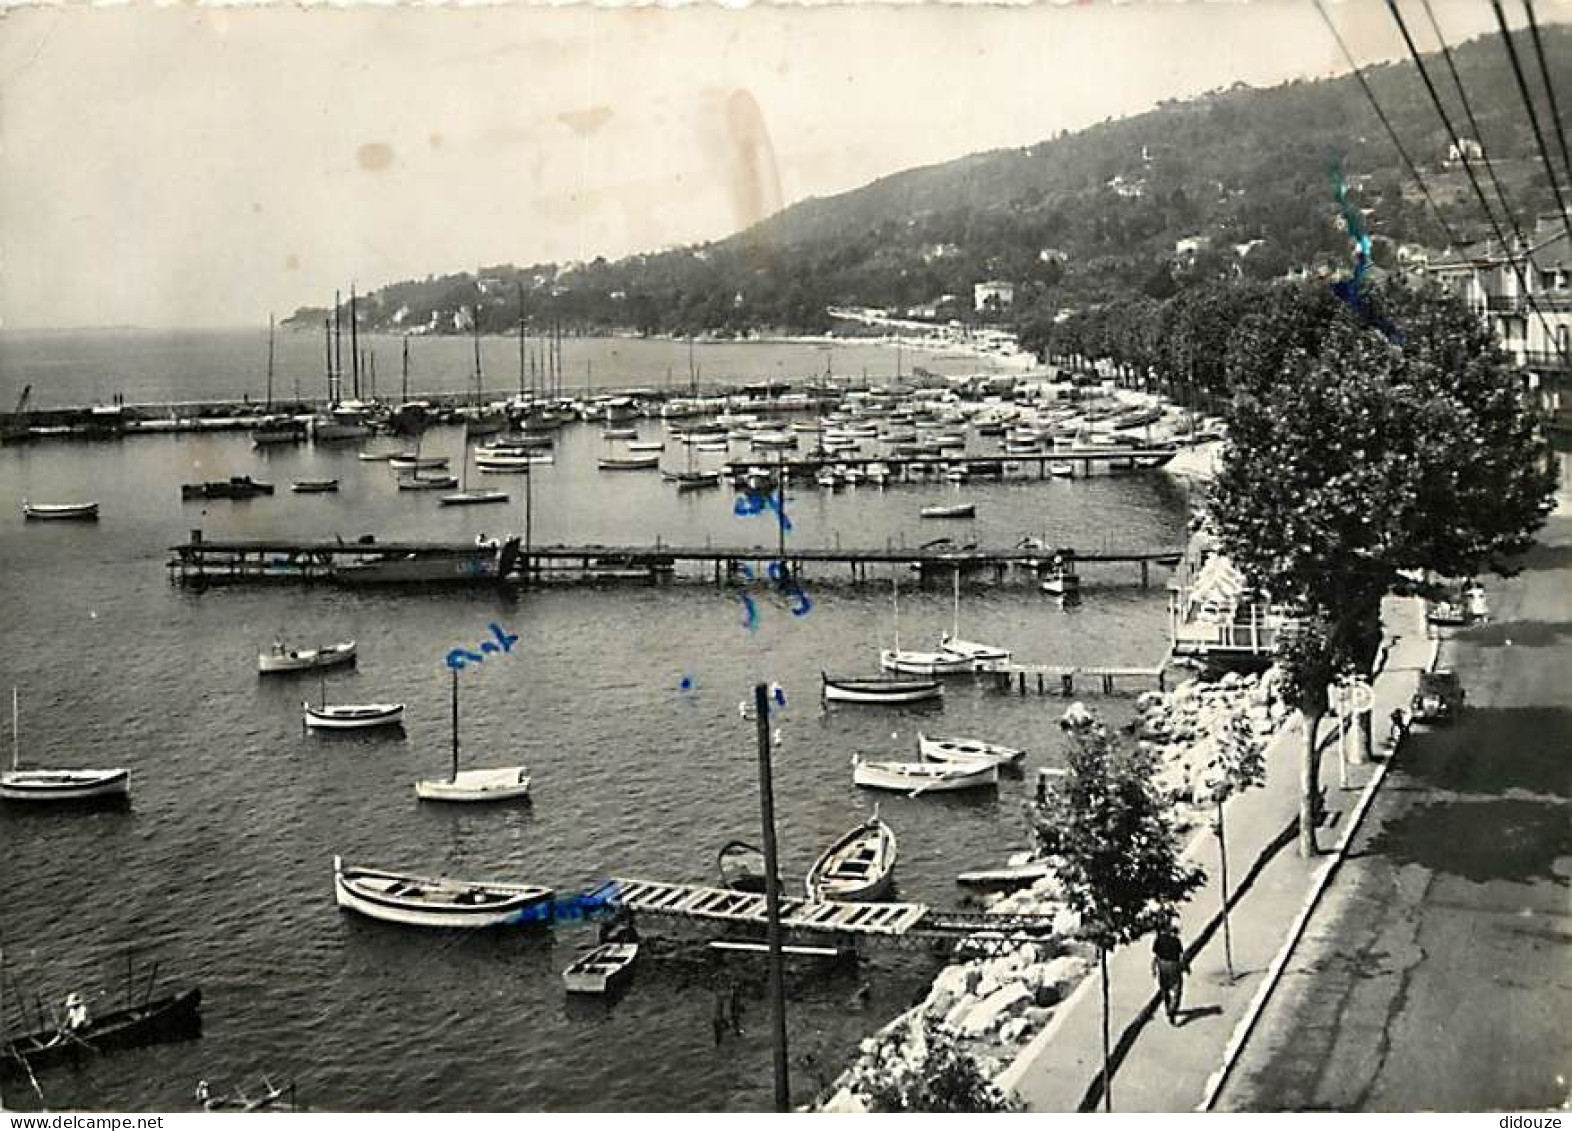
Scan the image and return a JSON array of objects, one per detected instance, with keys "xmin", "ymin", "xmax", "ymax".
[
  {"xmin": 1427, "ymin": 216, "xmax": 1571, "ymax": 428},
  {"xmin": 1446, "ymin": 138, "xmax": 1485, "ymax": 165},
  {"xmin": 1174, "ymin": 235, "xmax": 1211, "ymax": 258},
  {"xmin": 973, "ymin": 280, "xmax": 1015, "ymax": 314}
]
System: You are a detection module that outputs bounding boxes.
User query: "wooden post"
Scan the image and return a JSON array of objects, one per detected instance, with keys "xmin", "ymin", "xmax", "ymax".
[
  {"xmin": 1061, "ymin": 673, "xmax": 1074, "ymax": 696},
  {"xmin": 1141, "ymin": 560, "xmax": 1150, "ymax": 589},
  {"xmin": 754, "ymin": 683, "xmax": 791, "ymax": 1113}
]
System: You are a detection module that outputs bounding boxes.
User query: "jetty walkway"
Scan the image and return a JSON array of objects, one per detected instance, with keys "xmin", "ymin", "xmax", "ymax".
[{"xmin": 166, "ymin": 531, "xmax": 1184, "ymax": 589}]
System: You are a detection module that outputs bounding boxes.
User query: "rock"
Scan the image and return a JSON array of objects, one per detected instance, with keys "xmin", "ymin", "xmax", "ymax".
[
  {"xmin": 932, "ymin": 964, "xmax": 981, "ymax": 1000},
  {"xmin": 943, "ymin": 996, "xmax": 973, "ymax": 1030},
  {"xmin": 974, "ymin": 973, "xmax": 1001, "ymax": 1000},
  {"xmin": 959, "ymin": 983, "xmax": 1034, "ymax": 1037},
  {"xmin": 925, "ymin": 988, "xmax": 956, "ymax": 1019},
  {"xmin": 998, "ymin": 1017, "xmax": 1031, "ymax": 1045}
]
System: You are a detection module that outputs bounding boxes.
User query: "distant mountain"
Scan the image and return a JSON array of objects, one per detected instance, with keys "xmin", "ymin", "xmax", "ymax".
[{"xmin": 287, "ymin": 26, "xmax": 1571, "ymax": 339}]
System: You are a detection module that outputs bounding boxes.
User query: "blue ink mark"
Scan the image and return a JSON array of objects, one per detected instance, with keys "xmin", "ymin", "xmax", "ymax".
[
  {"xmin": 508, "ymin": 883, "xmax": 622, "ymax": 925},
  {"xmin": 1330, "ymin": 161, "xmax": 1403, "ymax": 344},
  {"xmin": 772, "ymin": 683, "xmax": 787, "ymax": 708},
  {"xmin": 733, "ymin": 491, "xmax": 792, "ymax": 533},
  {"xmin": 444, "ymin": 623, "xmax": 519, "ymax": 670},
  {"xmin": 679, "ymin": 674, "xmax": 695, "ymax": 691},
  {"xmin": 741, "ymin": 592, "xmax": 760, "ymax": 632}
]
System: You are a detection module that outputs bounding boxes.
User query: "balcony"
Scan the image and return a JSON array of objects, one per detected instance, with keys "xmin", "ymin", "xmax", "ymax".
[{"xmin": 1523, "ymin": 349, "xmax": 1571, "ymax": 372}]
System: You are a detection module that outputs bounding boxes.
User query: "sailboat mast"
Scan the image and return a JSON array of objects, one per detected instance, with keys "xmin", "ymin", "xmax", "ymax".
[
  {"xmin": 892, "ymin": 576, "xmax": 901, "ymax": 653},
  {"xmin": 952, "ymin": 566, "xmax": 961, "ymax": 640},
  {"xmin": 265, "ymin": 313, "xmax": 275, "ymax": 410},
  {"xmin": 472, "ymin": 304, "xmax": 483, "ymax": 407},
  {"xmin": 349, "ymin": 285, "xmax": 361, "ymax": 402},
  {"xmin": 516, "ymin": 283, "xmax": 527, "ymax": 398},
  {"xmin": 323, "ymin": 317, "xmax": 333, "ymax": 407},
  {"xmin": 401, "ymin": 335, "xmax": 410, "ymax": 403},
  {"xmin": 332, "ymin": 290, "xmax": 343, "ymax": 406},
  {"xmin": 11, "ymin": 687, "xmax": 18, "ymax": 773},
  {"xmin": 450, "ymin": 667, "xmax": 460, "ymax": 783}
]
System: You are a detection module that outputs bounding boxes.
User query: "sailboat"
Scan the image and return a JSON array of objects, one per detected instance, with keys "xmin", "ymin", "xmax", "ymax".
[
  {"xmin": 879, "ymin": 575, "xmax": 971, "ymax": 676},
  {"xmin": 440, "ymin": 441, "xmax": 509, "ymax": 507},
  {"xmin": 661, "ymin": 419, "xmax": 722, "ymax": 491},
  {"xmin": 252, "ymin": 316, "xmax": 306, "ymax": 446},
  {"xmin": 414, "ymin": 668, "xmax": 531, "ymax": 801},
  {"xmin": 937, "ymin": 567, "xmax": 1011, "ymax": 669},
  {"xmin": 0, "ymin": 688, "xmax": 130, "ymax": 802},
  {"xmin": 463, "ymin": 303, "xmax": 507, "ymax": 438}
]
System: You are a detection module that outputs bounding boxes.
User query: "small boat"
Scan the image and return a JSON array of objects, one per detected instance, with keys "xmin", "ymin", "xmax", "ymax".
[
  {"xmin": 395, "ymin": 473, "xmax": 459, "ymax": 490},
  {"xmin": 252, "ymin": 415, "xmax": 306, "ymax": 446},
  {"xmin": 181, "ymin": 476, "xmax": 274, "ymax": 500},
  {"xmin": 21, "ymin": 501, "xmax": 99, "ymax": 521},
  {"xmin": 439, "ymin": 489, "xmax": 510, "ymax": 507},
  {"xmin": 1040, "ymin": 565, "xmax": 1081, "ymax": 596},
  {"xmin": 333, "ymin": 856, "xmax": 554, "ymax": 929},
  {"xmin": 663, "ymin": 470, "xmax": 722, "ymax": 491},
  {"xmin": 938, "ymin": 635, "xmax": 1010, "ymax": 666},
  {"xmin": 415, "ymin": 670, "xmax": 530, "ymax": 802},
  {"xmin": 806, "ymin": 813, "xmax": 897, "ymax": 901},
  {"xmin": 920, "ymin": 503, "xmax": 976, "ymax": 519},
  {"xmin": 918, "ymin": 732, "xmax": 1025, "ymax": 770},
  {"xmin": 562, "ymin": 942, "xmax": 639, "ymax": 995},
  {"xmin": 626, "ymin": 440, "xmax": 665, "ymax": 452},
  {"xmin": 601, "ymin": 427, "xmax": 639, "ymax": 440},
  {"xmin": 388, "ymin": 454, "xmax": 449, "ymax": 471},
  {"xmin": 695, "ymin": 439, "xmax": 730, "ymax": 453},
  {"xmin": 0, "ymin": 690, "xmax": 130, "ymax": 803},
  {"xmin": 200, "ymin": 1077, "xmax": 300, "ymax": 1113},
  {"xmin": 476, "ymin": 453, "xmax": 552, "ymax": 471},
  {"xmin": 2, "ymin": 986, "xmax": 201, "ymax": 1073},
  {"xmin": 258, "ymin": 639, "xmax": 356, "ymax": 674},
  {"xmin": 597, "ymin": 454, "xmax": 661, "ymax": 471},
  {"xmin": 1048, "ymin": 461, "xmax": 1075, "ymax": 478},
  {"xmin": 821, "ymin": 673, "xmax": 942, "ymax": 705},
  {"xmin": 291, "ymin": 479, "xmax": 340, "ymax": 494},
  {"xmin": 956, "ymin": 855, "xmax": 1052, "ymax": 890},
  {"xmin": 879, "ymin": 649, "xmax": 973, "ymax": 675},
  {"xmin": 357, "ymin": 449, "xmax": 399, "ymax": 462},
  {"xmin": 816, "ymin": 468, "xmax": 842, "ymax": 489},
  {"xmin": 851, "ymin": 756, "xmax": 997, "ymax": 794},
  {"xmin": 302, "ymin": 701, "xmax": 404, "ymax": 730}
]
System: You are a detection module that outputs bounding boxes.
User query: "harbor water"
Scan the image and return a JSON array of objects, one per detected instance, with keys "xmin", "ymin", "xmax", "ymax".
[{"xmin": 0, "ymin": 331, "xmax": 1191, "ymax": 1111}]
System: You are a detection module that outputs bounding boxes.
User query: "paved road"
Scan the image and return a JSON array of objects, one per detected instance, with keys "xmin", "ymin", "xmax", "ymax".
[{"xmin": 1220, "ymin": 509, "xmax": 1572, "ymax": 1111}]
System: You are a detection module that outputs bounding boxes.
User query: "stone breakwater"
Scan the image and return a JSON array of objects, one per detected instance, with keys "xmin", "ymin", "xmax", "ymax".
[{"xmin": 817, "ymin": 669, "xmax": 1288, "ymax": 1111}]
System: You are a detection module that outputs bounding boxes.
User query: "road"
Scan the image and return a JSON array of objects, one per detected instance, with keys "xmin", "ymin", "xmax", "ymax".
[{"xmin": 1220, "ymin": 505, "xmax": 1572, "ymax": 1111}]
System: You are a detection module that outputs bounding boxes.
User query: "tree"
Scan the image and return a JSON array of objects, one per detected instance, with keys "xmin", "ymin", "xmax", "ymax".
[
  {"xmin": 1031, "ymin": 710, "xmax": 1204, "ymax": 1111},
  {"xmin": 850, "ymin": 1018, "xmax": 1017, "ymax": 1112},
  {"xmin": 1209, "ymin": 281, "xmax": 1556, "ymax": 855},
  {"xmin": 1196, "ymin": 711, "xmax": 1268, "ymax": 979}
]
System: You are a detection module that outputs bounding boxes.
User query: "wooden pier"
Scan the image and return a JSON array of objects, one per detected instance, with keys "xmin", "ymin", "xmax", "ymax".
[
  {"xmin": 990, "ymin": 659, "xmax": 1173, "ymax": 696},
  {"xmin": 167, "ymin": 530, "xmax": 1185, "ymax": 589},
  {"xmin": 593, "ymin": 878, "xmax": 1059, "ymax": 946},
  {"xmin": 723, "ymin": 447, "xmax": 1181, "ymax": 481}
]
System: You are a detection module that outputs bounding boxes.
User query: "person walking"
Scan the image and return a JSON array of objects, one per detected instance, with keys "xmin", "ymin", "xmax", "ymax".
[{"xmin": 1151, "ymin": 924, "xmax": 1187, "ymax": 1024}]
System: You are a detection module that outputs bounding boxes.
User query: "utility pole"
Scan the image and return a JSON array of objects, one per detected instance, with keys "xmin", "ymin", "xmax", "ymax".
[{"xmin": 753, "ymin": 682, "xmax": 790, "ymax": 1113}]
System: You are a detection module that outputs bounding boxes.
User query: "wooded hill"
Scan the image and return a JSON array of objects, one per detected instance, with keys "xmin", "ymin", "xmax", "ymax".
[{"xmin": 286, "ymin": 25, "xmax": 1571, "ymax": 340}]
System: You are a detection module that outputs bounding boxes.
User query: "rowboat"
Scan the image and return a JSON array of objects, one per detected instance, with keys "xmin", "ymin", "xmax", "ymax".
[
  {"xmin": 601, "ymin": 427, "xmax": 639, "ymax": 440},
  {"xmin": 1048, "ymin": 461, "xmax": 1075, "ymax": 478},
  {"xmin": 562, "ymin": 943, "xmax": 639, "ymax": 995},
  {"xmin": 597, "ymin": 454, "xmax": 661, "ymax": 471},
  {"xmin": 332, "ymin": 856, "xmax": 554, "ymax": 929},
  {"xmin": 388, "ymin": 455, "xmax": 449, "ymax": 471},
  {"xmin": 920, "ymin": 503, "xmax": 976, "ymax": 519},
  {"xmin": 626, "ymin": 440, "xmax": 665, "ymax": 452},
  {"xmin": 439, "ymin": 489, "xmax": 510, "ymax": 506},
  {"xmin": 821, "ymin": 673, "xmax": 942, "ymax": 704},
  {"xmin": 476, "ymin": 453, "xmax": 552, "ymax": 471},
  {"xmin": 181, "ymin": 476, "xmax": 274, "ymax": 500},
  {"xmin": 415, "ymin": 670, "xmax": 531, "ymax": 802},
  {"xmin": 396, "ymin": 473, "xmax": 459, "ymax": 490},
  {"xmin": 938, "ymin": 634, "xmax": 1011, "ymax": 667},
  {"xmin": 879, "ymin": 649, "xmax": 973, "ymax": 676},
  {"xmin": 302, "ymin": 701, "xmax": 404, "ymax": 730},
  {"xmin": 2, "ymin": 987, "xmax": 201, "ymax": 1073},
  {"xmin": 694, "ymin": 439, "xmax": 730, "ymax": 453},
  {"xmin": 956, "ymin": 857, "xmax": 1053, "ymax": 890},
  {"xmin": 1040, "ymin": 566, "xmax": 1081, "ymax": 596},
  {"xmin": 0, "ymin": 691, "xmax": 130, "ymax": 803},
  {"xmin": 851, "ymin": 756, "xmax": 997, "ymax": 794},
  {"xmin": 918, "ymin": 732, "xmax": 1025, "ymax": 770},
  {"xmin": 258, "ymin": 639, "xmax": 356, "ymax": 674},
  {"xmin": 662, "ymin": 470, "xmax": 722, "ymax": 491},
  {"xmin": 21, "ymin": 501, "xmax": 99, "ymax": 521},
  {"xmin": 290, "ymin": 479, "xmax": 340, "ymax": 494},
  {"xmin": 806, "ymin": 813, "xmax": 897, "ymax": 901},
  {"xmin": 717, "ymin": 840, "xmax": 775, "ymax": 893}
]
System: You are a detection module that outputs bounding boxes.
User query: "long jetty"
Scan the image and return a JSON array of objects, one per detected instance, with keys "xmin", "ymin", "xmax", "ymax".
[
  {"xmin": 166, "ymin": 531, "xmax": 1185, "ymax": 588},
  {"xmin": 725, "ymin": 447, "xmax": 1180, "ymax": 480}
]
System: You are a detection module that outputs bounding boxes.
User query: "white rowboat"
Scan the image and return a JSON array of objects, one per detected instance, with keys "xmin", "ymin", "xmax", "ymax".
[
  {"xmin": 258, "ymin": 640, "xmax": 356, "ymax": 674},
  {"xmin": 851, "ymin": 757, "xmax": 998, "ymax": 794},
  {"xmin": 302, "ymin": 702, "xmax": 404, "ymax": 729},
  {"xmin": 0, "ymin": 689, "xmax": 129, "ymax": 802},
  {"xmin": 806, "ymin": 814, "xmax": 897, "ymax": 902},
  {"xmin": 821, "ymin": 673, "xmax": 942, "ymax": 704},
  {"xmin": 562, "ymin": 943, "xmax": 639, "ymax": 994},
  {"xmin": 333, "ymin": 856, "xmax": 554, "ymax": 929},
  {"xmin": 22, "ymin": 501, "xmax": 99, "ymax": 521},
  {"xmin": 918, "ymin": 732, "xmax": 1025, "ymax": 769}
]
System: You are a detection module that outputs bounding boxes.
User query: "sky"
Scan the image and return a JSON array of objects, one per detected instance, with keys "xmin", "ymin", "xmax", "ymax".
[{"xmin": 0, "ymin": 0, "xmax": 1561, "ymax": 328}]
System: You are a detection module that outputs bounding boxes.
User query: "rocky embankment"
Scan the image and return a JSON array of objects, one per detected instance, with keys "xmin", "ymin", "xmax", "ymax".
[{"xmin": 818, "ymin": 669, "xmax": 1289, "ymax": 1111}]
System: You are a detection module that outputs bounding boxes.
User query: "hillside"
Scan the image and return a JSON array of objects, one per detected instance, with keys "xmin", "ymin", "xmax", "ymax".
[{"xmin": 287, "ymin": 26, "xmax": 1572, "ymax": 339}]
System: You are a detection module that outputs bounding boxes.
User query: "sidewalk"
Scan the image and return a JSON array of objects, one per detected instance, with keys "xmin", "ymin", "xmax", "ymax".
[{"xmin": 998, "ymin": 597, "xmax": 1435, "ymax": 1112}]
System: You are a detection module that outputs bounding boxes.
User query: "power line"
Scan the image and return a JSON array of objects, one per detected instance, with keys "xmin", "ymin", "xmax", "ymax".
[
  {"xmin": 1522, "ymin": 0, "xmax": 1572, "ymax": 201},
  {"xmin": 1488, "ymin": 0, "xmax": 1572, "ymax": 249},
  {"xmin": 1387, "ymin": 0, "xmax": 1569, "ymax": 370}
]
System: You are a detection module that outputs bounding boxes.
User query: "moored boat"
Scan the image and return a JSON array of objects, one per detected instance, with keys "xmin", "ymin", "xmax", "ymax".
[
  {"xmin": 821, "ymin": 673, "xmax": 942, "ymax": 704},
  {"xmin": 21, "ymin": 501, "xmax": 99, "ymax": 521},
  {"xmin": 597, "ymin": 454, "xmax": 661, "ymax": 471},
  {"xmin": 562, "ymin": 943, "xmax": 639, "ymax": 994},
  {"xmin": 414, "ymin": 670, "xmax": 530, "ymax": 802},
  {"xmin": 851, "ymin": 756, "xmax": 997, "ymax": 794},
  {"xmin": 302, "ymin": 701, "xmax": 404, "ymax": 730},
  {"xmin": 332, "ymin": 856, "xmax": 554, "ymax": 929},
  {"xmin": 439, "ymin": 489, "xmax": 510, "ymax": 506},
  {"xmin": 918, "ymin": 732, "xmax": 1025, "ymax": 770},
  {"xmin": 258, "ymin": 639, "xmax": 356, "ymax": 674},
  {"xmin": 0, "ymin": 689, "xmax": 130, "ymax": 803},
  {"xmin": 181, "ymin": 476, "xmax": 274, "ymax": 500},
  {"xmin": 806, "ymin": 813, "xmax": 898, "ymax": 902},
  {"xmin": 920, "ymin": 503, "xmax": 976, "ymax": 519},
  {"xmin": 291, "ymin": 478, "xmax": 340, "ymax": 494},
  {"xmin": 395, "ymin": 473, "xmax": 460, "ymax": 490},
  {"xmin": 879, "ymin": 648, "xmax": 973, "ymax": 676},
  {"xmin": 2, "ymin": 986, "xmax": 201, "ymax": 1074}
]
